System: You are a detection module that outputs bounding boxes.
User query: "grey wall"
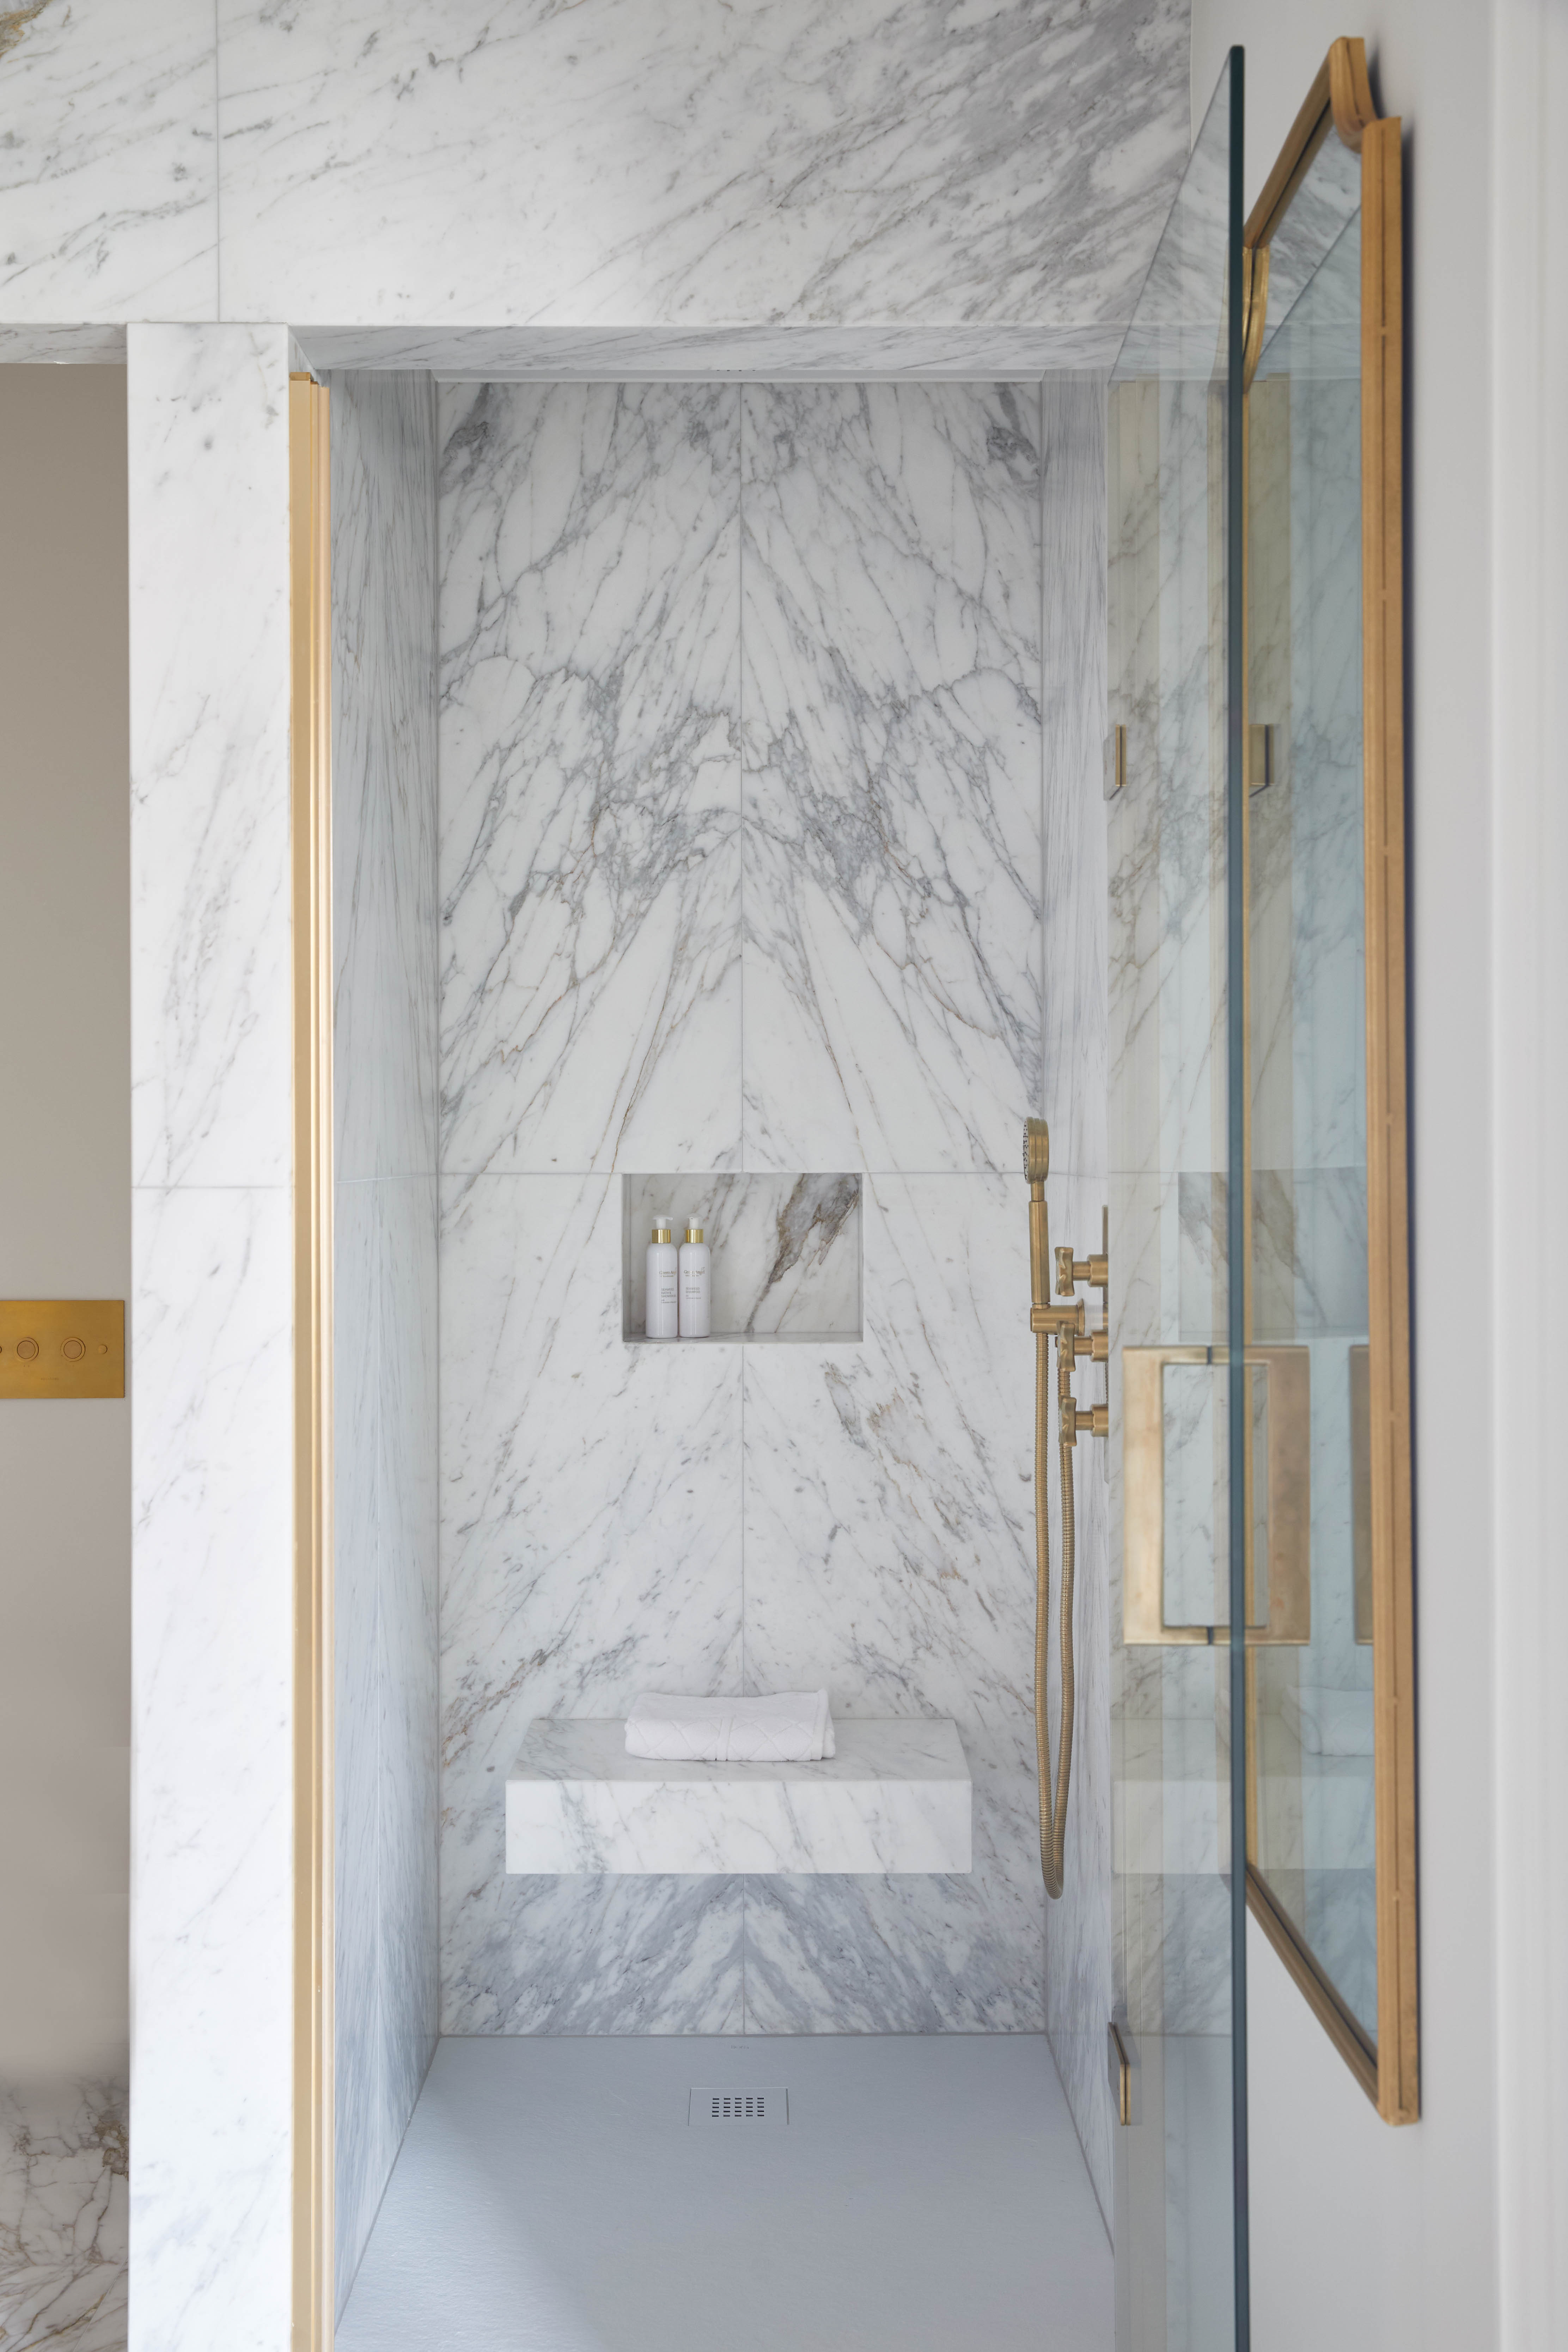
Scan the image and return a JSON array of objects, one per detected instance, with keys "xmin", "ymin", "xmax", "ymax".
[
  {"xmin": 0, "ymin": 362, "xmax": 131, "ymax": 2323},
  {"xmin": 435, "ymin": 378, "xmax": 1078, "ymax": 2037},
  {"xmin": 330, "ymin": 370, "xmax": 441, "ymax": 2308}
]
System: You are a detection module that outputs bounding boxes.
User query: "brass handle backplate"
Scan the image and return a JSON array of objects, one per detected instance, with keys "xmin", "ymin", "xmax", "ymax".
[{"xmin": 1051, "ymin": 1215, "xmax": 1110, "ymax": 1441}]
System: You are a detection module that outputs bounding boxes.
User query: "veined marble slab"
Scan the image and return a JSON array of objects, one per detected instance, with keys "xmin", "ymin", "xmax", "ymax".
[
  {"xmin": 0, "ymin": 0, "xmax": 217, "ymax": 322},
  {"xmin": 439, "ymin": 388, "xmax": 1060, "ymax": 2034},
  {"xmin": 0, "ymin": 323, "xmax": 128, "ymax": 364},
  {"xmin": 217, "ymin": 1, "xmax": 1186, "ymax": 330},
  {"xmin": 438, "ymin": 380, "xmax": 742, "ymax": 1177},
  {"xmin": 507, "ymin": 1719, "xmax": 970, "ymax": 1877},
  {"xmin": 0, "ymin": 2077, "xmax": 127, "ymax": 2352},
  {"xmin": 298, "ymin": 324, "xmax": 1125, "ymax": 380},
  {"xmin": 740, "ymin": 382, "xmax": 1043, "ymax": 1172},
  {"xmin": 329, "ymin": 370, "xmax": 440, "ymax": 2316}
]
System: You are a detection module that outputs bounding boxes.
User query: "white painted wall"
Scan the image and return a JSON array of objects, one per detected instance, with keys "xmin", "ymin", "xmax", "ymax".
[
  {"xmin": 1487, "ymin": 8, "xmax": 1568, "ymax": 2345},
  {"xmin": 1191, "ymin": 5, "xmax": 1566, "ymax": 2346}
]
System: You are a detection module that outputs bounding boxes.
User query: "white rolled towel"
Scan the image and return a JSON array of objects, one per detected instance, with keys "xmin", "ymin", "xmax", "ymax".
[{"xmin": 625, "ymin": 1690, "xmax": 836, "ymax": 1763}]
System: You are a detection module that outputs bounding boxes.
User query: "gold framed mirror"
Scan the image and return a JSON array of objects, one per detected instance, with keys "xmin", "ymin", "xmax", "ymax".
[{"xmin": 1239, "ymin": 39, "xmax": 1417, "ymax": 2124}]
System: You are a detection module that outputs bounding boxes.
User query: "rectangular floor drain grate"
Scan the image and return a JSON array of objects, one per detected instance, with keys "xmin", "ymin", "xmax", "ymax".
[{"xmin": 688, "ymin": 2087, "xmax": 788, "ymax": 2126}]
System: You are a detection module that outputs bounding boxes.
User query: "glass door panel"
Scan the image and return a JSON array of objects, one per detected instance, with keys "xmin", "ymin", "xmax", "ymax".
[{"xmin": 1106, "ymin": 51, "xmax": 1247, "ymax": 2352}]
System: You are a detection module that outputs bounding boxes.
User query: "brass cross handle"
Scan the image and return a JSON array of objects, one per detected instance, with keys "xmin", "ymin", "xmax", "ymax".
[
  {"xmin": 1051, "ymin": 1210, "xmax": 1110, "ymax": 1441},
  {"xmin": 1061, "ymin": 1395, "xmax": 1109, "ymax": 1445},
  {"xmin": 1055, "ymin": 1243, "xmax": 1109, "ymax": 1301}
]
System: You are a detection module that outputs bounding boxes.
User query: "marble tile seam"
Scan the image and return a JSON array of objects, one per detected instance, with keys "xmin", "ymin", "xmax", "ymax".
[
  {"xmin": 436, "ymin": 1168, "xmax": 1039, "ymax": 1179},
  {"xmin": 131, "ymin": 1177, "xmax": 288, "ymax": 1189}
]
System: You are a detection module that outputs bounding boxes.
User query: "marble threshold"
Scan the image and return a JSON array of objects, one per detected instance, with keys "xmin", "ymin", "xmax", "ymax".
[{"xmin": 506, "ymin": 1719, "xmax": 971, "ymax": 1876}]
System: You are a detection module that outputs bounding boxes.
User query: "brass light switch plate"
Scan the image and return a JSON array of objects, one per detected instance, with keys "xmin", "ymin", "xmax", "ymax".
[{"xmin": 0, "ymin": 1300, "xmax": 124, "ymax": 1398}]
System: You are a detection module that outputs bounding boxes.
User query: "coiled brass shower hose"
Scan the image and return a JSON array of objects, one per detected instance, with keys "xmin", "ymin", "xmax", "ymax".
[
  {"xmin": 1024, "ymin": 1117, "xmax": 1106, "ymax": 1901},
  {"xmin": 1030, "ymin": 1317, "xmax": 1081, "ymax": 1900},
  {"xmin": 1033, "ymin": 1309, "xmax": 1076, "ymax": 1900}
]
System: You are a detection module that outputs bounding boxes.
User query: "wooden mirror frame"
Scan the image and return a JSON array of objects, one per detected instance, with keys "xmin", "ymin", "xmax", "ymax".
[{"xmin": 1239, "ymin": 38, "xmax": 1418, "ymax": 2126}]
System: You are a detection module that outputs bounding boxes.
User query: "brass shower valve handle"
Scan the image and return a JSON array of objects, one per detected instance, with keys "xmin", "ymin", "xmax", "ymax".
[
  {"xmin": 1056, "ymin": 1244, "xmax": 1110, "ymax": 1300},
  {"xmin": 1060, "ymin": 1395, "xmax": 1110, "ymax": 1446},
  {"xmin": 1074, "ymin": 1328, "xmax": 1110, "ymax": 1364}
]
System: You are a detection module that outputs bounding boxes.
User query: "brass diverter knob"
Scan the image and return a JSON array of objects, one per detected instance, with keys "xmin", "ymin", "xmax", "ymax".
[
  {"xmin": 1056, "ymin": 1244, "xmax": 1110, "ymax": 1300},
  {"xmin": 1061, "ymin": 1395, "xmax": 1110, "ymax": 1445},
  {"xmin": 1031, "ymin": 1299, "xmax": 1080, "ymax": 1338}
]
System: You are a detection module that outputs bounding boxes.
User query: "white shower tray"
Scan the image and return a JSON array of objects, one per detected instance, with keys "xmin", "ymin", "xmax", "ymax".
[{"xmin": 505, "ymin": 1717, "xmax": 971, "ymax": 1876}]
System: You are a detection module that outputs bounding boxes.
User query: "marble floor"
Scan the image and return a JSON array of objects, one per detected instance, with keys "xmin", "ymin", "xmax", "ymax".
[
  {"xmin": 337, "ymin": 2032, "xmax": 1111, "ymax": 2352},
  {"xmin": 0, "ymin": 2080, "xmax": 128, "ymax": 2352}
]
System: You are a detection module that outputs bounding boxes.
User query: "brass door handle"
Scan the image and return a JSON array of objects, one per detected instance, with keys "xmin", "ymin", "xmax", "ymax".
[{"xmin": 1121, "ymin": 1344, "xmax": 1311, "ymax": 1645}]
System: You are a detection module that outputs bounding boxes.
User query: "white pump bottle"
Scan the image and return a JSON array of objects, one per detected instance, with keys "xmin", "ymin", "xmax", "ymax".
[
  {"xmin": 679, "ymin": 1222, "xmax": 712, "ymax": 1338},
  {"xmin": 645, "ymin": 1216, "xmax": 679, "ymax": 1340}
]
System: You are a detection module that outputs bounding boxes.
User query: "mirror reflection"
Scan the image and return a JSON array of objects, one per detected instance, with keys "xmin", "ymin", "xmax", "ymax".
[{"xmin": 1244, "ymin": 125, "xmax": 1375, "ymax": 2043}]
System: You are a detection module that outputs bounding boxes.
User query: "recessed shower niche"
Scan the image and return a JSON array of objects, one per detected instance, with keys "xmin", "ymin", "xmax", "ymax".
[{"xmin": 621, "ymin": 1173, "xmax": 862, "ymax": 1343}]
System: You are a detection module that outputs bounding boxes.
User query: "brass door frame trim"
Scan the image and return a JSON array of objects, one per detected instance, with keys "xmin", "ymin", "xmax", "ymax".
[
  {"xmin": 1240, "ymin": 245, "xmax": 1270, "ymax": 393},
  {"xmin": 1361, "ymin": 97, "xmax": 1418, "ymax": 2132},
  {"xmin": 1245, "ymin": 1862, "xmax": 1378, "ymax": 2106},
  {"xmin": 291, "ymin": 372, "xmax": 334, "ymax": 2348},
  {"xmin": 1239, "ymin": 43, "xmax": 1418, "ymax": 2128},
  {"xmin": 1242, "ymin": 36, "xmax": 1376, "ymax": 256},
  {"xmin": 1123, "ymin": 1344, "xmax": 1311, "ymax": 1646}
]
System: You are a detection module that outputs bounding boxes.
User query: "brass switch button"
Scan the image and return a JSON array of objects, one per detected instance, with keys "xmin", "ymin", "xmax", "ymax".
[{"xmin": 0, "ymin": 1301, "xmax": 124, "ymax": 1398}]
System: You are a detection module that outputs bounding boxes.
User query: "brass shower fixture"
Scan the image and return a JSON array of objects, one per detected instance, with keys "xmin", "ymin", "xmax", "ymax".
[{"xmin": 1023, "ymin": 1119, "xmax": 1108, "ymax": 1900}]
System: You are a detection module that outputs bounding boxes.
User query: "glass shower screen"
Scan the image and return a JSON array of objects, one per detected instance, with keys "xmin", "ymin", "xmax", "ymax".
[{"xmin": 1105, "ymin": 49, "xmax": 1249, "ymax": 2352}]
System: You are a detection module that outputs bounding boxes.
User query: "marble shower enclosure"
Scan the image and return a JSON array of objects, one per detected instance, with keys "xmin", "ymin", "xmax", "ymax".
[
  {"xmin": 330, "ymin": 371, "xmax": 440, "ymax": 2307},
  {"xmin": 1039, "ymin": 377, "xmax": 1114, "ymax": 2223},
  {"xmin": 437, "ymin": 378, "xmax": 1078, "ymax": 2035}
]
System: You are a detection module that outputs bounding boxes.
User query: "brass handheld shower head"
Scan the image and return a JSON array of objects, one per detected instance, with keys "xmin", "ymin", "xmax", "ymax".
[{"xmin": 1024, "ymin": 1119, "xmax": 1050, "ymax": 1313}]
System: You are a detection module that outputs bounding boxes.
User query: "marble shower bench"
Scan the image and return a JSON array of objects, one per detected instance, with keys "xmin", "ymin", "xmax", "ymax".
[{"xmin": 505, "ymin": 1718, "xmax": 971, "ymax": 1875}]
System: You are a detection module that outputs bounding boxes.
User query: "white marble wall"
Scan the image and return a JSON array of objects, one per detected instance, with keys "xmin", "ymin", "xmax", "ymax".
[
  {"xmin": 742, "ymin": 383, "xmax": 1043, "ymax": 1171},
  {"xmin": 329, "ymin": 372, "xmax": 440, "ymax": 2312},
  {"xmin": 439, "ymin": 382, "xmax": 742, "ymax": 1177},
  {"xmin": 128, "ymin": 324, "xmax": 294, "ymax": 2351},
  {"xmin": 441, "ymin": 1166, "xmax": 747, "ymax": 2032},
  {"xmin": 0, "ymin": 3, "xmax": 1188, "ymax": 343},
  {"xmin": 0, "ymin": 2078, "xmax": 128, "ymax": 2350},
  {"xmin": 438, "ymin": 379, "xmax": 1054, "ymax": 2036},
  {"xmin": 0, "ymin": 0, "xmax": 218, "ymax": 322},
  {"xmin": 1104, "ymin": 352, "xmax": 1236, "ymax": 2255},
  {"xmin": 1038, "ymin": 377, "xmax": 1115, "ymax": 2224}
]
